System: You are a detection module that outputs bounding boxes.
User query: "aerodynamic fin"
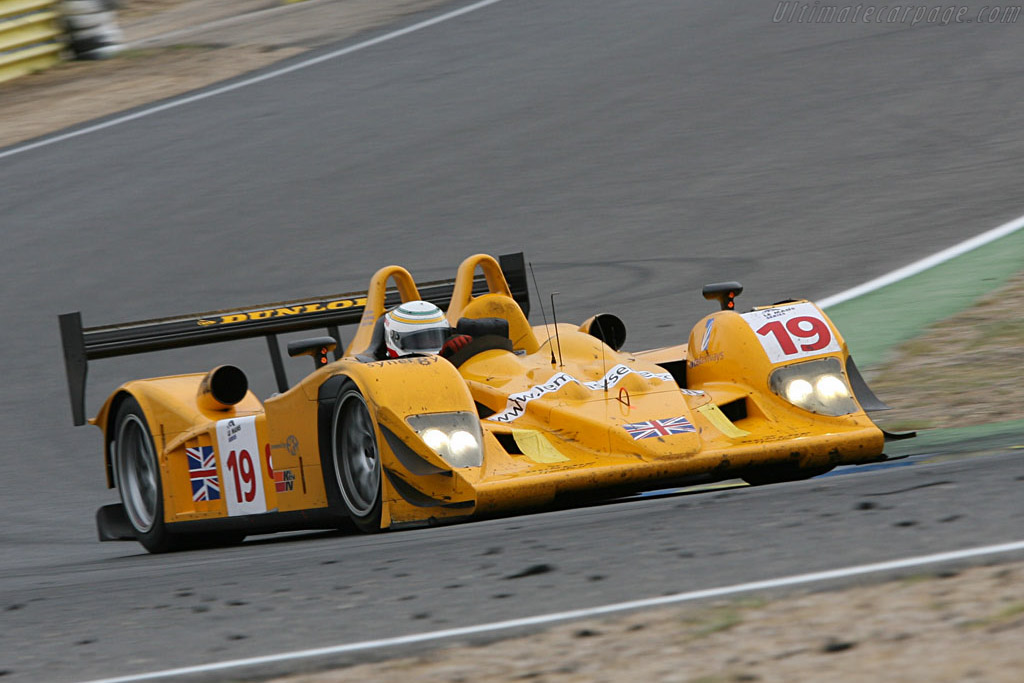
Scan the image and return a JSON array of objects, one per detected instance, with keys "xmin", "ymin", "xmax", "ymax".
[{"xmin": 845, "ymin": 355, "xmax": 891, "ymax": 412}]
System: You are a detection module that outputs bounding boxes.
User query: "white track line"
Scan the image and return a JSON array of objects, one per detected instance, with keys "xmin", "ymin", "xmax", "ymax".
[
  {"xmin": 82, "ymin": 539, "xmax": 1024, "ymax": 683},
  {"xmin": 818, "ymin": 211, "xmax": 1024, "ymax": 309},
  {"xmin": 0, "ymin": 0, "xmax": 508, "ymax": 162}
]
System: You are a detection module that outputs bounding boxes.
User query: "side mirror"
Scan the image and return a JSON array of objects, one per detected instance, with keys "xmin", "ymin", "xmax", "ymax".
[
  {"xmin": 702, "ymin": 282, "xmax": 743, "ymax": 311},
  {"xmin": 287, "ymin": 336, "xmax": 338, "ymax": 371}
]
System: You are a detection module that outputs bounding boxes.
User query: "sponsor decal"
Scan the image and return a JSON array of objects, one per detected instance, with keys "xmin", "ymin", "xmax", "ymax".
[
  {"xmin": 680, "ymin": 388, "xmax": 705, "ymax": 396},
  {"xmin": 225, "ymin": 418, "xmax": 242, "ymax": 443},
  {"xmin": 487, "ymin": 364, "xmax": 677, "ymax": 424},
  {"xmin": 274, "ymin": 469, "xmax": 296, "ymax": 493},
  {"xmin": 196, "ymin": 298, "xmax": 368, "ymax": 327},
  {"xmin": 270, "ymin": 435, "xmax": 300, "ymax": 457},
  {"xmin": 622, "ymin": 416, "xmax": 697, "ymax": 440},
  {"xmin": 489, "ymin": 371, "xmax": 577, "ymax": 423},
  {"xmin": 700, "ymin": 318, "xmax": 714, "ymax": 352},
  {"xmin": 186, "ymin": 445, "xmax": 220, "ymax": 502},
  {"xmin": 370, "ymin": 355, "xmax": 437, "ymax": 367},
  {"xmin": 688, "ymin": 352, "xmax": 724, "ymax": 369},
  {"xmin": 582, "ymin": 364, "xmax": 674, "ymax": 391}
]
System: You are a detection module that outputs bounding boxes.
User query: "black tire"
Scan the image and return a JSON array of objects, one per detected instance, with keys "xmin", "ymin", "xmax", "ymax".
[
  {"xmin": 742, "ymin": 465, "xmax": 834, "ymax": 486},
  {"xmin": 329, "ymin": 380, "xmax": 383, "ymax": 533},
  {"xmin": 113, "ymin": 398, "xmax": 248, "ymax": 552},
  {"xmin": 112, "ymin": 397, "xmax": 184, "ymax": 553}
]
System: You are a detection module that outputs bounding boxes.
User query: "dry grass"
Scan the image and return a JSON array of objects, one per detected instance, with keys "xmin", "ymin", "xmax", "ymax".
[{"xmin": 869, "ymin": 270, "xmax": 1024, "ymax": 430}]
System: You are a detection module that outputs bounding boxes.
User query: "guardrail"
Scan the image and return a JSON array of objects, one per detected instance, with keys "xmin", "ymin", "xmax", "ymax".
[
  {"xmin": 0, "ymin": 0, "xmax": 64, "ymax": 84},
  {"xmin": 60, "ymin": 0, "xmax": 121, "ymax": 59}
]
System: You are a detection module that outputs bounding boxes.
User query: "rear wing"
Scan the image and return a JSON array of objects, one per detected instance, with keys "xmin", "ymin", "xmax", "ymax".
[{"xmin": 60, "ymin": 252, "xmax": 529, "ymax": 426}]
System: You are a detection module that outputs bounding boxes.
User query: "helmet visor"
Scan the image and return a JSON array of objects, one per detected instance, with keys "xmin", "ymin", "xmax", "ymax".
[{"xmin": 398, "ymin": 327, "xmax": 449, "ymax": 353}]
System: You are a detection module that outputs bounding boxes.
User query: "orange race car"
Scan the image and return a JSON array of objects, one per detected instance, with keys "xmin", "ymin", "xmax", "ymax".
[{"xmin": 59, "ymin": 252, "xmax": 910, "ymax": 552}]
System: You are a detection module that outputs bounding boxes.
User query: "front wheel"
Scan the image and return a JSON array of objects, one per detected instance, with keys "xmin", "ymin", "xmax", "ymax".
[
  {"xmin": 330, "ymin": 381, "xmax": 383, "ymax": 533},
  {"xmin": 113, "ymin": 397, "xmax": 183, "ymax": 553}
]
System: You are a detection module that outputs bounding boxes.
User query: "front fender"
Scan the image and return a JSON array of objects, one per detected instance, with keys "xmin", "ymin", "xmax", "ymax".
[
  {"xmin": 337, "ymin": 354, "xmax": 477, "ymax": 415},
  {"xmin": 313, "ymin": 355, "xmax": 479, "ymax": 527}
]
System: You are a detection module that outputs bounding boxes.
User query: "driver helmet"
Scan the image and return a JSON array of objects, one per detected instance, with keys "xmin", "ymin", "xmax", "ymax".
[{"xmin": 383, "ymin": 301, "xmax": 450, "ymax": 357}]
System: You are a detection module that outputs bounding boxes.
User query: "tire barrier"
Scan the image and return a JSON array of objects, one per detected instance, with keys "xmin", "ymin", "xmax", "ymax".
[
  {"xmin": 0, "ymin": 0, "xmax": 65, "ymax": 84},
  {"xmin": 58, "ymin": 0, "xmax": 120, "ymax": 59}
]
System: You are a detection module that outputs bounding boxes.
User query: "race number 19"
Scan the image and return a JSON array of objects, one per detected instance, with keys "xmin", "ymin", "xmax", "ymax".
[
  {"xmin": 742, "ymin": 302, "xmax": 840, "ymax": 363},
  {"xmin": 226, "ymin": 449, "xmax": 257, "ymax": 503},
  {"xmin": 756, "ymin": 316, "xmax": 832, "ymax": 355},
  {"xmin": 216, "ymin": 416, "xmax": 267, "ymax": 516}
]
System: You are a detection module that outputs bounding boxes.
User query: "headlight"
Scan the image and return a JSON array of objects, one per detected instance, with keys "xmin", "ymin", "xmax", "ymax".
[
  {"xmin": 785, "ymin": 378, "xmax": 814, "ymax": 404},
  {"xmin": 421, "ymin": 428, "xmax": 448, "ymax": 452},
  {"xmin": 815, "ymin": 374, "xmax": 850, "ymax": 400},
  {"xmin": 769, "ymin": 357, "xmax": 859, "ymax": 416},
  {"xmin": 406, "ymin": 412, "xmax": 483, "ymax": 468}
]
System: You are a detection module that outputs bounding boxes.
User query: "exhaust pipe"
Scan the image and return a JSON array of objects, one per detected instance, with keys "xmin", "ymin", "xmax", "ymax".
[{"xmin": 197, "ymin": 365, "xmax": 249, "ymax": 411}]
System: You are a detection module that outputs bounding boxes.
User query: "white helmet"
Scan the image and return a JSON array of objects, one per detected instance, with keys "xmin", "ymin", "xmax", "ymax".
[{"xmin": 383, "ymin": 301, "xmax": 450, "ymax": 357}]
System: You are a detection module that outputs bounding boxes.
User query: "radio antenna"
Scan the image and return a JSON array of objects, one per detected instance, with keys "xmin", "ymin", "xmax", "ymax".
[
  {"xmin": 594, "ymin": 315, "xmax": 609, "ymax": 392},
  {"xmin": 529, "ymin": 262, "xmax": 557, "ymax": 365},
  {"xmin": 550, "ymin": 292, "xmax": 564, "ymax": 368}
]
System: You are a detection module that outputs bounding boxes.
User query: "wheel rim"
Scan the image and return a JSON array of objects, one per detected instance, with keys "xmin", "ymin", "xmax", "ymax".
[
  {"xmin": 333, "ymin": 391, "xmax": 380, "ymax": 517},
  {"xmin": 116, "ymin": 414, "xmax": 159, "ymax": 533}
]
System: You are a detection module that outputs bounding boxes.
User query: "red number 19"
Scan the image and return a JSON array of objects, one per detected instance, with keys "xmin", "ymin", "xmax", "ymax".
[
  {"xmin": 756, "ymin": 316, "xmax": 832, "ymax": 355},
  {"xmin": 226, "ymin": 449, "xmax": 257, "ymax": 503}
]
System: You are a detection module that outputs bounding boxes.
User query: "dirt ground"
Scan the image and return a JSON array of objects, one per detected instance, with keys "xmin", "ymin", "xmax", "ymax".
[
  {"xmin": 282, "ymin": 561, "xmax": 1024, "ymax": 683},
  {"xmin": 4, "ymin": 2, "xmax": 1023, "ymax": 681},
  {"xmin": 0, "ymin": 0, "xmax": 452, "ymax": 148}
]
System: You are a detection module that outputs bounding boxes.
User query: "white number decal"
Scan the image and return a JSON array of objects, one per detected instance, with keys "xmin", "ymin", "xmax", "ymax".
[
  {"xmin": 742, "ymin": 302, "xmax": 840, "ymax": 363},
  {"xmin": 216, "ymin": 416, "xmax": 266, "ymax": 516}
]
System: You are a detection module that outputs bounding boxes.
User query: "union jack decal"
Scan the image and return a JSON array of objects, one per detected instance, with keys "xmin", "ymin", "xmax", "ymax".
[
  {"xmin": 622, "ymin": 416, "xmax": 696, "ymax": 440},
  {"xmin": 187, "ymin": 445, "xmax": 220, "ymax": 501}
]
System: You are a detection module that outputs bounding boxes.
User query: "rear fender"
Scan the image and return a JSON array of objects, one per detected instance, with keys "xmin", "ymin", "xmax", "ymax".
[{"xmin": 92, "ymin": 374, "xmax": 263, "ymax": 489}]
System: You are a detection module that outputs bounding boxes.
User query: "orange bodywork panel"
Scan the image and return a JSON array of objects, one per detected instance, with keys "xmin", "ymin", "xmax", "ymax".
[{"xmin": 90, "ymin": 253, "xmax": 890, "ymax": 539}]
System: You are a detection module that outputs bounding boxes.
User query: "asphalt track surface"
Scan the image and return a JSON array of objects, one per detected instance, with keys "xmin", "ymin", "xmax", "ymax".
[{"xmin": 2, "ymin": 1, "xmax": 1024, "ymax": 680}]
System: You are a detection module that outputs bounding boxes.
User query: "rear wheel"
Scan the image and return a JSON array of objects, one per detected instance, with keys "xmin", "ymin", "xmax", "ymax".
[
  {"xmin": 113, "ymin": 397, "xmax": 247, "ymax": 552},
  {"xmin": 330, "ymin": 381, "xmax": 383, "ymax": 533},
  {"xmin": 113, "ymin": 397, "xmax": 183, "ymax": 553}
]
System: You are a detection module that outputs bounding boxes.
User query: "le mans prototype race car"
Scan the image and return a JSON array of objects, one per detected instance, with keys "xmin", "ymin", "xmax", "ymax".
[{"xmin": 60, "ymin": 253, "xmax": 910, "ymax": 552}]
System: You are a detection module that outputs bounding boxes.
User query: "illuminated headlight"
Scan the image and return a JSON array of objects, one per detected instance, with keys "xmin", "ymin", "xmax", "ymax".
[
  {"xmin": 816, "ymin": 374, "xmax": 850, "ymax": 400},
  {"xmin": 785, "ymin": 378, "xmax": 814, "ymax": 404},
  {"xmin": 406, "ymin": 412, "xmax": 483, "ymax": 468},
  {"xmin": 421, "ymin": 428, "xmax": 448, "ymax": 452},
  {"xmin": 769, "ymin": 357, "xmax": 858, "ymax": 416}
]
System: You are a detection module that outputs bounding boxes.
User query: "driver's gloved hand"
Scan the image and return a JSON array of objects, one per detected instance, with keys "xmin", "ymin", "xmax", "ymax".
[{"xmin": 440, "ymin": 334, "xmax": 472, "ymax": 358}]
